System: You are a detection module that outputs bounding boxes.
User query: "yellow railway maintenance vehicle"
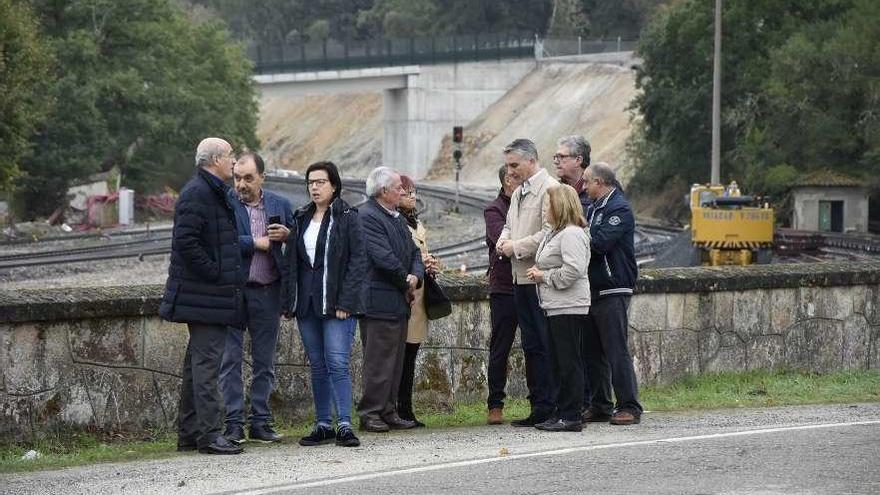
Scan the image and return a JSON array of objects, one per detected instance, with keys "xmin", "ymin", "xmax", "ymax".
[{"xmin": 689, "ymin": 182, "xmax": 774, "ymax": 266}]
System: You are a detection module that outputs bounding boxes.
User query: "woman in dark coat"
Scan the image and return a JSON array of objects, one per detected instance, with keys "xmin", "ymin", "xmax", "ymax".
[{"xmin": 294, "ymin": 161, "xmax": 366, "ymax": 448}]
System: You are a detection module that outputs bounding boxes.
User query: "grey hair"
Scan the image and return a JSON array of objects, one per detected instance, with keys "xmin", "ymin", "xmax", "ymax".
[
  {"xmin": 557, "ymin": 135, "xmax": 591, "ymax": 169},
  {"xmin": 588, "ymin": 162, "xmax": 617, "ymax": 187},
  {"xmin": 497, "ymin": 164, "xmax": 507, "ymax": 185},
  {"xmin": 502, "ymin": 138, "xmax": 538, "ymax": 162},
  {"xmin": 366, "ymin": 166, "xmax": 398, "ymax": 197},
  {"xmin": 195, "ymin": 138, "xmax": 228, "ymax": 168}
]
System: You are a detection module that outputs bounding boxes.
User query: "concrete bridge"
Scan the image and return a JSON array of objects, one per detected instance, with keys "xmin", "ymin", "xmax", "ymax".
[
  {"xmin": 253, "ymin": 50, "xmax": 637, "ymax": 179},
  {"xmin": 254, "ymin": 60, "xmax": 538, "ymax": 179}
]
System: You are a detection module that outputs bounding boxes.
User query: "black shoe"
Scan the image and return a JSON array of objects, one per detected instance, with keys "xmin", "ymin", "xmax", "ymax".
[
  {"xmin": 535, "ymin": 418, "xmax": 583, "ymax": 432},
  {"xmin": 382, "ymin": 414, "xmax": 416, "ymax": 430},
  {"xmin": 224, "ymin": 424, "xmax": 246, "ymax": 444},
  {"xmin": 359, "ymin": 418, "xmax": 390, "ymax": 433},
  {"xmin": 335, "ymin": 425, "xmax": 361, "ymax": 447},
  {"xmin": 299, "ymin": 424, "xmax": 335, "ymax": 446},
  {"xmin": 176, "ymin": 437, "xmax": 197, "ymax": 452},
  {"xmin": 511, "ymin": 411, "xmax": 552, "ymax": 427},
  {"xmin": 250, "ymin": 423, "xmax": 282, "ymax": 443},
  {"xmin": 198, "ymin": 436, "xmax": 244, "ymax": 455}
]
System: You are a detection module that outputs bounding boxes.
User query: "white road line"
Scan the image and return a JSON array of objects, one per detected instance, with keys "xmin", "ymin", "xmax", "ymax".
[{"xmin": 228, "ymin": 420, "xmax": 880, "ymax": 495}]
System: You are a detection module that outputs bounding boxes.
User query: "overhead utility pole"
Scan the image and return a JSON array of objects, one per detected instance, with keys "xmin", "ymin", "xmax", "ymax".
[{"xmin": 711, "ymin": 0, "xmax": 722, "ymax": 185}]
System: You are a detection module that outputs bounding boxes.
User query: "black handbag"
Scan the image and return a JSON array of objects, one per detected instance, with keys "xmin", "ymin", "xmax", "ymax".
[{"xmin": 423, "ymin": 274, "xmax": 452, "ymax": 320}]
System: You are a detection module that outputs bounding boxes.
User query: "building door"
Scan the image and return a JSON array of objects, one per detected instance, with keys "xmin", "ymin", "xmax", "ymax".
[{"xmin": 818, "ymin": 200, "xmax": 844, "ymax": 232}]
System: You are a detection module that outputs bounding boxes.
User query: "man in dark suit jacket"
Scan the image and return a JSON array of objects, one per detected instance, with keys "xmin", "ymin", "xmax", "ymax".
[
  {"xmin": 356, "ymin": 166, "xmax": 425, "ymax": 433},
  {"xmin": 218, "ymin": 152, "xmax": 295, "ymax": 444},
  {"xmin": 160, "ymin": 137, "xmax": 244, "ymax": 455}
]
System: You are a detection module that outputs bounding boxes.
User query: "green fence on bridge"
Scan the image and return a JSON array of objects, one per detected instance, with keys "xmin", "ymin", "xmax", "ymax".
[{"xmin": 250, "ymin": 32, "xmax": 537, "ymax": 75}]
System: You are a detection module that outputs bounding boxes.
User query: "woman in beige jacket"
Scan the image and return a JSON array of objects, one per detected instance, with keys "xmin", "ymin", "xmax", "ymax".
[
  {"xmin": 526, "ymin": 184, "xmax": 590, "ymax": 432},
  {"xmin": 397, "ymin": 175, "xmax": 439, "ymax": 427}
]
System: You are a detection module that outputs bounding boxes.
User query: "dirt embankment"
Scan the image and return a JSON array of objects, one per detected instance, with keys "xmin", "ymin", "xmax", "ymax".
[
  {"xmin": 257, "ymin": 92, "xmax": 383, "ymax": 177},
  {"xmin": 257, "ymin": 60, "xmax": 638, "ymax": 185},
  {"xmin": 428, "ymin": 62, "xmax": 638, "ymax": 186}
]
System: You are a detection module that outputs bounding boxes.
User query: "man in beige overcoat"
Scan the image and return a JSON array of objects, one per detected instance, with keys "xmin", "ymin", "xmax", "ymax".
[{"xmin": 496, "ymin": 138, "xmax": 559, "ymax": 427}]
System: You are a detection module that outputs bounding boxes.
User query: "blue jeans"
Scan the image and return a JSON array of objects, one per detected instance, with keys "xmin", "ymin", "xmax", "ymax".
[
  {"xmin": 219, "ymin": 281, "xmax": 281, "ymax": 428},
  {"xmin": 297, "ymin": 308, "xmax": 357, "ymax": 425}
]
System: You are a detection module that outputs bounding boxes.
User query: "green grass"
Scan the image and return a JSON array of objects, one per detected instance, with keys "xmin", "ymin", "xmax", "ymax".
[{"xmin": 2, "ymin": 369, "xmax": 878, "ymax": 474}]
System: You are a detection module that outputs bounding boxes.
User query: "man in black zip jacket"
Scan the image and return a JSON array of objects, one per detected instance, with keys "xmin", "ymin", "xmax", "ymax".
[
  {"xmin": 159, "ymin": 137, "xmax": 244, "ymax": 454},
  {"xmin": 581, "ymin": 162, "xmax": 643, "ymax": 426}
]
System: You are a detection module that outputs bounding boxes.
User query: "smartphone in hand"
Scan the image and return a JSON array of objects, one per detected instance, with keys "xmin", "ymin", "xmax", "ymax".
[{"xmin": 267, "ymin": 215, "xmax": 281, "ymax": 226}]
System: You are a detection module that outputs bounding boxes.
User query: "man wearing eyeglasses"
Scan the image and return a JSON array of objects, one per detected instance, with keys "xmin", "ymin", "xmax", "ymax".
[
  {"xmin": 219, "ymin": 151, "xmax": 295, "ymax": 445},
  {"xmin": 553, "ymin": 135, "xmax": 591, "ymax": 215}
]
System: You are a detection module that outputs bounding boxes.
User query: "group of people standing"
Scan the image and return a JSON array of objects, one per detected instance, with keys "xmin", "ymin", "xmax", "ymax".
[
  {"xmin": 160, "ymin": 133, "xmax": 641, "ymax": 455},
  {"xmin": 484, "ymin": 136, "xmax": 642, "ymax": 432},
  {"xmin": 161, "ymin": 137, "xmax": 436, "ymax": 454}
]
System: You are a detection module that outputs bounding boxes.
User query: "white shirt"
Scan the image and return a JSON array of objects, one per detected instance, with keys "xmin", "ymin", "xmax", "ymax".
[{"xmin": 304, "ymin": 219, "xmax": 321, "ymax": 265}]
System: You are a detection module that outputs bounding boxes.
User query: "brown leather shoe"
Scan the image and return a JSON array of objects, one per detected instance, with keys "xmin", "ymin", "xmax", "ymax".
[
  {"xmin": 382, "ymin": 414, "xmax": 416, "ymax": 430},
  {"xmin": 359, "ymin": 417, "xmax": 390, "ymax": 432},
  {"xmin": 610, "ymin": 410, "xmax": 641, "ymax": 425},
  {"xmin": 487, "ymin": 408, "xmax": 503, "ymax": 425},
  {"xmin": 582, "ymin": 409, "xmax": 612, "ymax": 423}
]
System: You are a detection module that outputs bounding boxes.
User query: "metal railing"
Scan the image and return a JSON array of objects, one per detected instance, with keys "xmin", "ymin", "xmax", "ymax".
[
  {"xmin": 250, "ymin": 32, "xmax": 537, "ymax": 75},
  {"xmin": 536, "ymin": 36, "xmax": 638, "ymax": 58}
]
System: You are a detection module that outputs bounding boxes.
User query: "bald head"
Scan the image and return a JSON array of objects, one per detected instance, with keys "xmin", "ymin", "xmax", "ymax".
[
  {"xmin": 582, "ymin": 162, "xmax": 618, "ymax": 200},
  {"xmin": 195, "ymin": 137, "xmax": 234, "ymax": 181}
]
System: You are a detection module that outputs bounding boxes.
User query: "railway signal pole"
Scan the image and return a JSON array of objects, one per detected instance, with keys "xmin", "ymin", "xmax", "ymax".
[
  {"xmin": 711, "ymin": 0, "xmax": 722, "ymax": 185},
  {"xmin": 452, "ymin": 126, "xmax": 463, "ymax": 213}
]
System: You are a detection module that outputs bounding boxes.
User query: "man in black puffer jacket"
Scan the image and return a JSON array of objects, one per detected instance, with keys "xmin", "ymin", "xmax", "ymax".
[{"xmin": 160, "ymin": 137, "xmax": 244, "ymax": 455}]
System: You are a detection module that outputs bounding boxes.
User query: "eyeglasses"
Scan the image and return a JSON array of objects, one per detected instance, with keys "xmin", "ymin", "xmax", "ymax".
[
  {"xmin": 307, "ymin": 179, "xmax": 330, "ymax": 187},
  {"xmin": 403, "ymin": 190, "xmax": 416, "ymax": 197},
  {"xmin": 552, "ymin": 153, "xmax": 575, "ymax": 162}
]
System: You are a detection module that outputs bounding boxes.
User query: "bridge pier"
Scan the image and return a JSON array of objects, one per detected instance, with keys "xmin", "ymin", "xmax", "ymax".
[{"xmin": 255, "ymin": 60, "xmax": 537, "ymax": 179}]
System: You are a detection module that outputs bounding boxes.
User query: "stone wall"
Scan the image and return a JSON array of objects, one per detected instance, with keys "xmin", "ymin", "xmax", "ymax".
[{"xmin": 2, "ymin": 262, "xmax": 879, "ymax": 440}]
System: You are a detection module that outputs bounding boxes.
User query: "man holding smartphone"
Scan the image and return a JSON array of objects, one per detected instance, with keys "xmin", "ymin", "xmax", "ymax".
[{"xmin": 219, "ymin": 151, "xmax": 295, "ymax": 444}]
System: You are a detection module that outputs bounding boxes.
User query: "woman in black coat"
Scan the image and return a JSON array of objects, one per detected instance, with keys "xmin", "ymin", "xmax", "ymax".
[{"xmin": 294, "ymin": 161, "xmax": 366, "ymax": 448}]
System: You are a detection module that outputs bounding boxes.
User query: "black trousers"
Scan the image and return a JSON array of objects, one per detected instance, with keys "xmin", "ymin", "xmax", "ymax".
[
  {"xmin": 547, "ymin": 314, "xmax": 586, "ymax": 421},
  {"xmin": 178, "ymin": 323, "xmax": 229, "ymax": 448},
  {"xmin": 513, "ymin": 284, "xmax": 556, "ymax": 415},
  {"xmin": 397, "ymin": 342, "xmax": 421, "ymax": 420},
  {"xmin": 357, "ymin": 317, "xmax": 408, "ymax": 421},
  {"xmin": 487, "ymin": 293, "xmax": 518, "ymax": 409},
  {"xmin": 582, "ymin": 296, "xmax": 643, "ymax": 415}
]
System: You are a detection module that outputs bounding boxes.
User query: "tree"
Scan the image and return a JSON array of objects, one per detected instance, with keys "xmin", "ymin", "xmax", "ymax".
[
  {"xmin": 0, "ymin": 0, "xmax": 53, "ymax": 190},
  {"xmin": 740, "ymin": 0, "xmax": 880, "ymax": 181},
  {"xmin": 628, "ymin": 0, "xmax": 855, "ymax": 198},
  {"xmin": 17, "ymin": 0, "xmax": 258, "ymax": 218}
]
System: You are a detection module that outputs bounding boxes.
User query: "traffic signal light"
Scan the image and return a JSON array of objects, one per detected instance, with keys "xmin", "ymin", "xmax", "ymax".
[{"xmin": 452, "ymin": 126, "xmax": 463, "ymax": 143}]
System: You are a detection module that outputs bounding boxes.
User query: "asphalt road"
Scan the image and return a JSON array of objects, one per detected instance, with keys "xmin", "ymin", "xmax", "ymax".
[{"xmin": 4, "ymin": 403, "xmax": 879, "ymax": 495}]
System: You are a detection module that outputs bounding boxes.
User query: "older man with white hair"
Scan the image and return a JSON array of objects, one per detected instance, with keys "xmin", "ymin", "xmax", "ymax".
[
  {"xmin": 356, "ymin": 166, "xmax": 425, "ymax": 433},
  {"xmin": 160, "ymin": 137, "xmax": 244, "ymax": 455}
]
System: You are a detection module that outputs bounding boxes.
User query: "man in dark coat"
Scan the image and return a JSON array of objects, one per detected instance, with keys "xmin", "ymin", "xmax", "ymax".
[
  {"xmin": 581, "ymin": 162, "xmax": 643, "ymax": 426},
  {"xmin": 484, "ymin": 165, "xmax": 521, "ymax": 425},
  {"xmin": 159, "ymin": 137, "xmax": 244, "ymax": 455},
  {"xmin": 356, "ymin": 166, "xmax": 425, "ymax": 433},
  {"xmin": 219, "ymin": 152, "xmax": 295, "ymax": 444}
]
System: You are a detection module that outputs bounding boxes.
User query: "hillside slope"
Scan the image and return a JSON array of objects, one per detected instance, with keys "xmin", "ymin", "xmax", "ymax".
[
  {"xmin": 257, "ymin": 92, "xmax": 382, "ymax": 176},
  {"xmin": 427, "ymin": 61, "xmax": 638, "ymax": 185},
  {"xmin": 256, "ymin": 60, "xmax": 638, "ymax": 184}
]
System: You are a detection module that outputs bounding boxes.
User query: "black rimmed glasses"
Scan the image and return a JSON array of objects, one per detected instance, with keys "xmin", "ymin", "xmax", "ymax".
[
  {"xmin": 307, "ymin": 179, "xmax": 330, "ymax": 187},
  {"xmin": 552, "ymin": 153, "xmax": 575, "ymax": 162}
]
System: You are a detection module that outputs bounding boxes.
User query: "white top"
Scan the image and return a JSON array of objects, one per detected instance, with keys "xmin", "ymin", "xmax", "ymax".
[{"xmin": 304, "ymin": 219, "xmax": 321, "ymax": 265}]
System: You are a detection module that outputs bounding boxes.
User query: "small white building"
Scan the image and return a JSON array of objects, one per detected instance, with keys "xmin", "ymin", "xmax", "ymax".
[{"xmin": 791, "ymin": 170, "xmax": 869, "ymax": 233}]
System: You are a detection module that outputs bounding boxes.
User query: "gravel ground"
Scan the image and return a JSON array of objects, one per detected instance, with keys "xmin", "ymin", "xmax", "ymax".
[{"xmin": 3, "ymin": 403, "xmax": 878, "ymax": 494}]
